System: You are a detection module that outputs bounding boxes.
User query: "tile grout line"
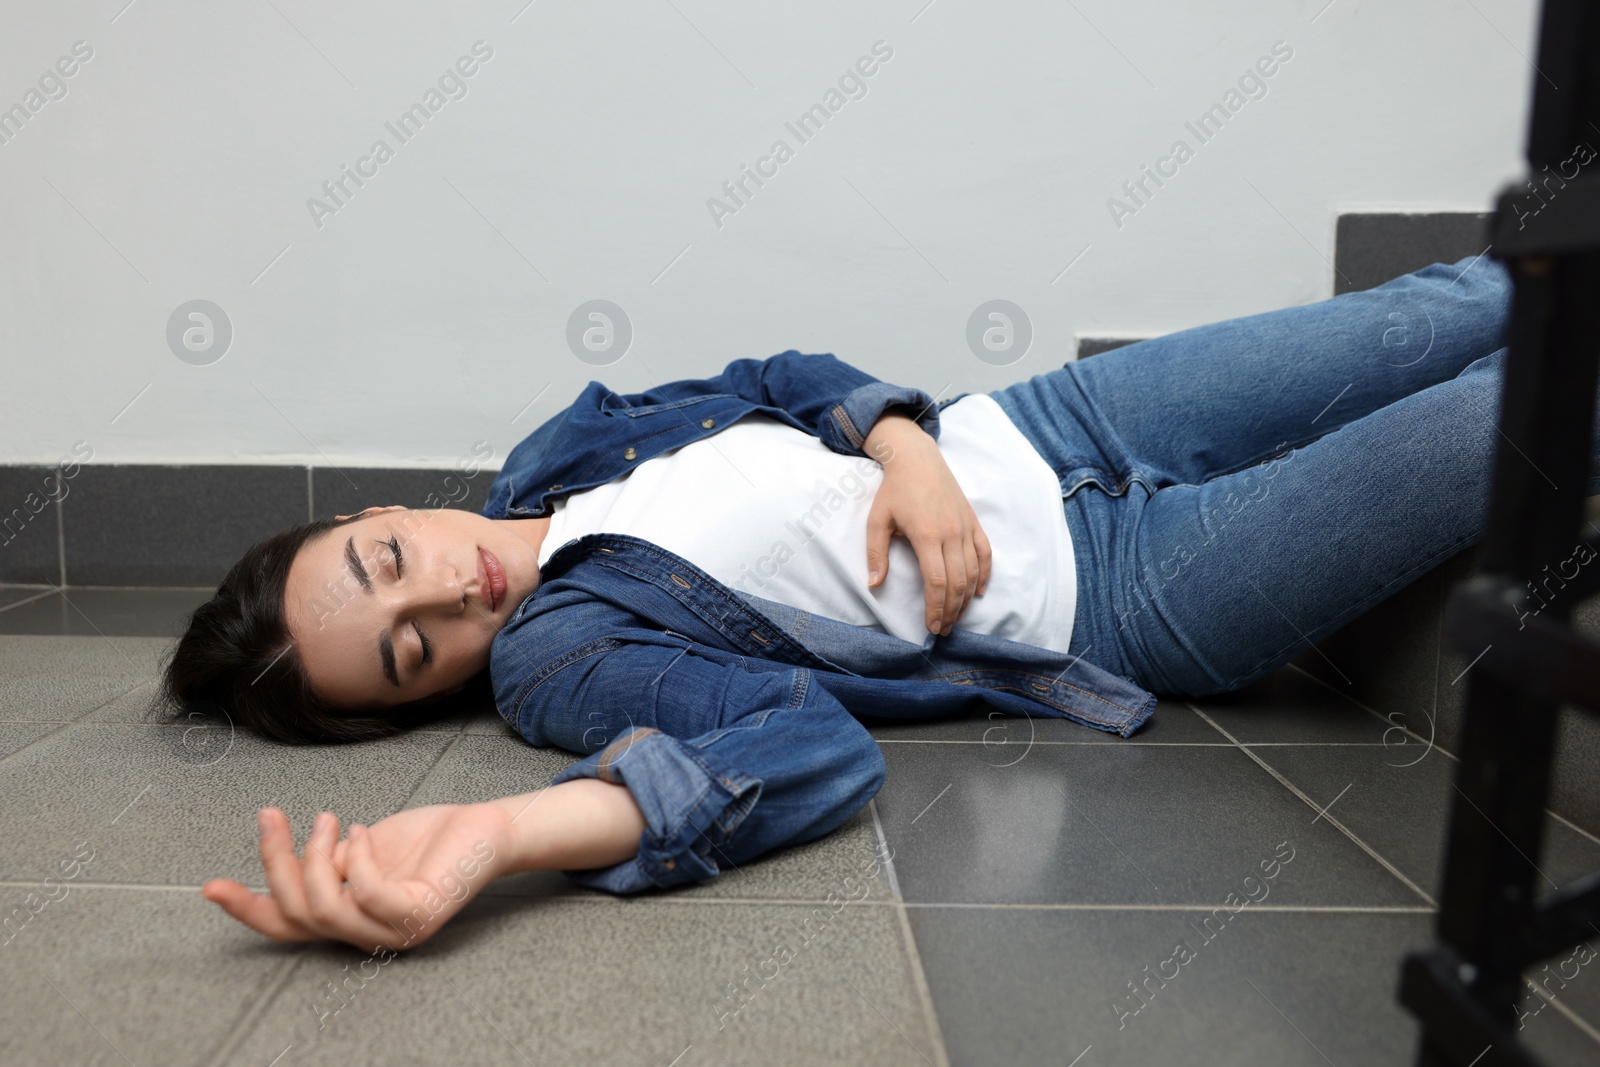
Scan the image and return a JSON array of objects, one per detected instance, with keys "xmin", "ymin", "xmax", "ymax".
[
  {"xmin": 0, "ymin": 681, "xmax": 151, "ymax": 767},
  {"xmin": 870, "ymin": 795, "xmax": 951, "ymax": 1067},
  {"xmin": 1284, "ymin": 660, "xmax": 1437, "ymax": 751},
  {"xmin": 1184, "ymin": 697, "xmax": 1238, "ymax": 741},
  {"xmin": 1188, "ymin": 702, "xmax": 1438, "ymax": 908},
  {"xmin": 1528, "ymin": 982, "xmax": 1600, "ymax": 1047},
  {"xmin": 403, "ymin": 726, "xmax": 473, "ymax": 807},
  {"xmin": 0, "ymin": 589, "xmax": 57, "ymax": 616},
  {"xmin": 202, "ymin": 951, "xmax": 307, "ymax": 1067},
  {"xmin": 871, "ymin": 739, "xmax": 1393, "ymax": 747},
  {"xmin": 54, "ymin": 468, "xmax": 66, "ymax": 589},
  {"xmin": 868, "ymin": 797, "xmax": 903, "ymax": 902},
  {"xmin": 192, "ymin": 722, "xmax": 471, "ymax": 1061},
  {"xmin": 1283, "ymin": 661, "xmax": 1600, "ymax": 849},
  {"xmin": 900, "ymin": 902, "xmax": 1437, "ymax": 912},
  {"xmin": 1543, "ymin": 806, "xmax": 1600, "ymax": 850}
]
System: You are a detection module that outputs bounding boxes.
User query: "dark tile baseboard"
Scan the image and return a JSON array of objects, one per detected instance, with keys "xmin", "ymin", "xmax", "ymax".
[
  {"xmin": 0, "ymin": 464, "xmax": 500, "ymax": 589},
  {"xmin": 1334, "ymin": 212, "xmax": 1493, "ymax": 295},
  {"xmin": 0, "ymin": 466, "xmax": 62, "ymax": 585}
]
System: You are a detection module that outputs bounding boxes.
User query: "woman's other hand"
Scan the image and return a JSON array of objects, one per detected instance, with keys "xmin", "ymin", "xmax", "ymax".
[{"xmin": 863, "ymin": 412, "xmax": 993, "ymax": 635}]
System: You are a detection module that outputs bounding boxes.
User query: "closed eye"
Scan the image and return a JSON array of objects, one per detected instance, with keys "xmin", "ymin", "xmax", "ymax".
[{"xmin": 379, "ymin": 535, "xmax": 431, "ymax": 671}]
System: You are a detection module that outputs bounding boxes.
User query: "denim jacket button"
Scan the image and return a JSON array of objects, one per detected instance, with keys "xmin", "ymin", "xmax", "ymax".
[
  {"xmin": 549, "ymin": 484, "xmax": 563, "ymax": 491},
  {"xmin": 662, "ymin": 858, "xmax": 676, "ymax": 871},
  {"xmin": 701, "ymin": 417, "xmax": 715, "ymax": 429},
  {"xmin": 669, "ymin": 573, "xmax": 691, "ymax": 589},
  {"xmin": 623, "ymin": 447, "xmax": 637, "ymax": 460}
]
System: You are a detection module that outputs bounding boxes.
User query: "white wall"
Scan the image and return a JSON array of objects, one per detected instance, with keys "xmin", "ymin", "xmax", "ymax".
[{"xmin": 0, "ymin": 0, "xmax": 1539, "ymax": 468}]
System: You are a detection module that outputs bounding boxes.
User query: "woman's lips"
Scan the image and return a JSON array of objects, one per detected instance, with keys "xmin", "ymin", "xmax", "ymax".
[{"xmin": 480, "ymin": 547, "xmax": 507, "ymax": 611}]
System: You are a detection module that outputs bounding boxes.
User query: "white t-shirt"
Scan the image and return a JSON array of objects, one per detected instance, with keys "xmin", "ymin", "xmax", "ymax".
[{"xmin": 537, "ymin": 393, "xmax": 1077, "ymax": 653}]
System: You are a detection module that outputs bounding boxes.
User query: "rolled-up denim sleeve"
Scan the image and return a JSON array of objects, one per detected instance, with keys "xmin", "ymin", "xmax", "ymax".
[
  {"xmin": 822, "ymin": 378, "xmax": 942, "ymax": 454},
  {"xmin": 758, "ymin": 349, "xmax": 942, "ymax": 453},
  {"xmin": 546, "ymin": 728, "xmax": 762, "ymax": 892},
  {"xmin": 626, "ymin": 350, "xmax": 941, "ymax": 455},
  {"xmin": 520, "ymin": 641, "xmax": 887, "ymax": 894}
]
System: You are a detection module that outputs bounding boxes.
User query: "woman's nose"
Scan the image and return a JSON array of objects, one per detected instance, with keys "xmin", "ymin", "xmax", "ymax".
[{"xmin": 393, "ymin": 568, "xmax": 465, "ymax": 614}]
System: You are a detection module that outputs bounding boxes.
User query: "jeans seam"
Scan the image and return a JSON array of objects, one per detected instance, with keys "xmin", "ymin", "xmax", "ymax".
[{"xmin": 831, "ymin": 402, "xmax": 865, "ymax": 448}]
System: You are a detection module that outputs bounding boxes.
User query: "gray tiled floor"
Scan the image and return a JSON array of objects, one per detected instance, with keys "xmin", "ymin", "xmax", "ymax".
[
  {"xmin": 3, "ymin": 586, "xmax": 1598, "ymax": 1066},
  {"xmin": 0, "ymin": 586, "xmax": 213, "ymax": 638}
]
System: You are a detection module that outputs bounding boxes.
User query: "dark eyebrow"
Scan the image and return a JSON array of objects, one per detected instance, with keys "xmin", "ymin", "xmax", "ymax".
[
  {"xmin": 344, "ymin": 536, "xmax": 373, "ymax": 593},
  {"xmin": 378, "ymin": 631, "xmax": 400, "ymax": 687}
]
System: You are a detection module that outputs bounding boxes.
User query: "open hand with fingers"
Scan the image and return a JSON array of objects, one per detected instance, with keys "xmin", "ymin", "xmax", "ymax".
[{"xmin": 201, "ymin": 802, "xmax": 517, "ymax": 953}]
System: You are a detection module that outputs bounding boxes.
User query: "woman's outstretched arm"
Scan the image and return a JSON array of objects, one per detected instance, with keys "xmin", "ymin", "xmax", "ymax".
[{"xmin": 200, "ymin": 778, "xmax": 646, "ymax": 953}]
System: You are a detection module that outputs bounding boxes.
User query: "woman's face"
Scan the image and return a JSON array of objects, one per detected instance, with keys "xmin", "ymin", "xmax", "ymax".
[{"xmin": 283, "ymin": 506, "xmax": 547, "ymax": 709}]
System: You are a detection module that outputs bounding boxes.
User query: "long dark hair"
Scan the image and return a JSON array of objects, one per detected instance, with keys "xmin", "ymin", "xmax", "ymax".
[{"xmin": 154, "ymin": 514, "xmax": 493, "ymax": 744}]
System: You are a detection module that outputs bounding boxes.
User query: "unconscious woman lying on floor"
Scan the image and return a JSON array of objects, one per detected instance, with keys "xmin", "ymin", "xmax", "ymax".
[{"xmin": 164, "ymin": 256, "xmax": 1554, "ymax": 952}]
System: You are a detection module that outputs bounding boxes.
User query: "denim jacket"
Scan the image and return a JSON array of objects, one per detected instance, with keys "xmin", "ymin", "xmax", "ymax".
[{"xmin": 480, "ymin": 351, "xmax": 1156, "ymax": 893}]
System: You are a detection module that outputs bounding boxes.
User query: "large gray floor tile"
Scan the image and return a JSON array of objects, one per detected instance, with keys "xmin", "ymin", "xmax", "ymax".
[
  {"xmin": 0, "ymin": 632, "xmax": 175, "ymax": 675},
  {"xmin": 80, "ymin": 679, "xmax": 165, "ymax": 723},
  {"xmin": 0, "ymin": 720, "xmax": 64, "ymax": 757},
  {"xmin": 1549, "ymin": 708, "xmax": 1600, "ymax": 838},
  {"xmin": 0, "ymin": 585, "xmax": 53, "ymax": 611},
  {"xmin": 1240, "ymin": 742, "xmax": 1600, "ymax": 905},
  {"xmin": 0, "ymin": 634, "xmax": 170, "ymax": 722},
  {"xmin": 1192, "ymin": 663, "xmax": 1411, "ymax": 745},
  {"xmin": 666, "ymin": 804, "xmax": 894, "ymax": 903},
  {"xmin": 874, "ymin": 741, "xmax": 1426, "ymax": 907},
  {"xmin": 221, "ymin": 896, "xmax": 938, "ymax": 1067},
  {"xmin": 1515, "ymin": 954, "xmax": 1600, "ymax": 1066},
  {"xmin": 0, "ymin": 886, "xmax": 296, "ymax": 1067},
  {"xmin": 0, "ymin": 588, "xmax": 210, "ymax": 638},
  {"xmin": 0, "ymin": 723, "xmax": 458, "ymax": 886},
  {"xmin": 868, "ymin": 696, "xmax": 1226, "ymax": 745},
  {"xmin": 906, "ymin": 906, "xmax": 1598, "ymax": 1067},
  {"xmin": 0, "ymin": 672, "xmax": 145, "ymax": 725},
  {"xmin": 457, "ymin": 705, "xmax": 518, "ymax": 735},
  {"xmin": 82, "ymin": 680, "xmax": 464, "ymax": 734}
]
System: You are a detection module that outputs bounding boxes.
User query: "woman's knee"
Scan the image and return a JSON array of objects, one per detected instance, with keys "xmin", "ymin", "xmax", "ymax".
[{"xmin": 1407, "ymin": 254, "xmax": 1512, "ymax": 322}]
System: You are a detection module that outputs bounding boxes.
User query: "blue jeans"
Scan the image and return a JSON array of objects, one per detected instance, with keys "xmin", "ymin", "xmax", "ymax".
[{"xmin": 991, "ymin": 255, "xmax": 1600, "ymax": 698}]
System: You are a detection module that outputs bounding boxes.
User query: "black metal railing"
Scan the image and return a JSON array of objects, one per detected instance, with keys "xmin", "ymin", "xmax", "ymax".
[{"xmin": 1397, "ymin": 2, "xmax": 1600, "ymax": 1064}]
